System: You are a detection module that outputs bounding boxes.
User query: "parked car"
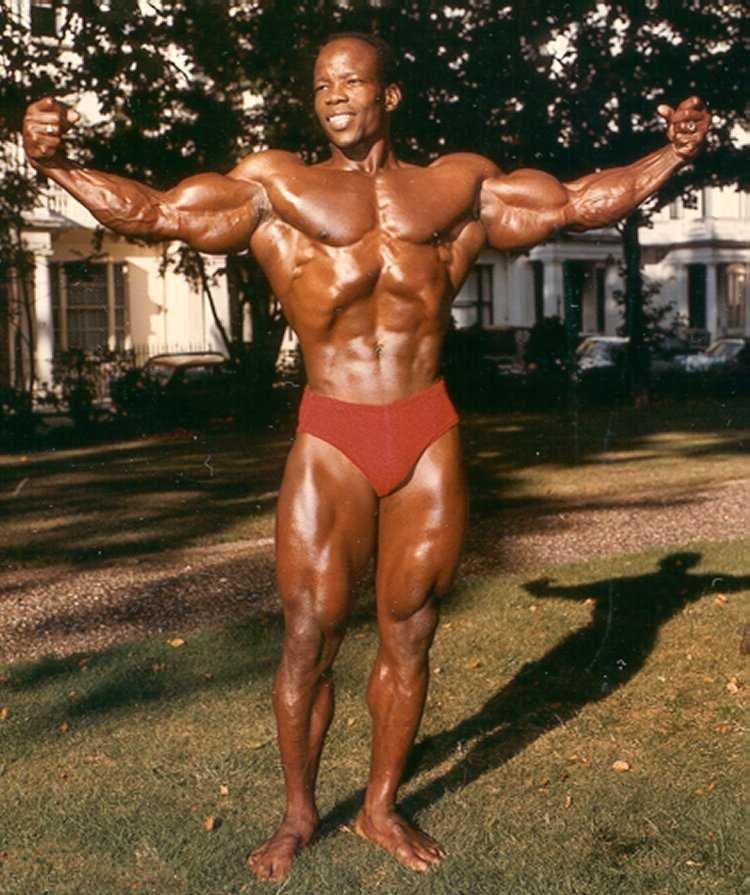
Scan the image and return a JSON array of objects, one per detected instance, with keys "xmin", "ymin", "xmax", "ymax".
[
  {"xmin": 110, "ymin": 352, "xmax": 243, "ymax": 425},
  {"xmin": 574, "ymin": 334, "xmax": 698, "ymax": 398},
  {"xmin": 674, "ymin": 337, "xmax": 750, "ymax": 394}
]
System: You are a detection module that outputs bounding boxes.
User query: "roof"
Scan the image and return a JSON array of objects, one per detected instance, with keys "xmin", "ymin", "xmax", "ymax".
[{"xmin": 145, "ymin": 352, "xmax": 229, "ymax": 368}]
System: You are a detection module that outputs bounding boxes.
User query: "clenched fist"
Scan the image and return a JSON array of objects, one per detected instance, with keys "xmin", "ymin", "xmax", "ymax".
[
  {"xmin": 22, "ymin": 96, "xmax": 80, "ymax": 164},
  {"xmin": 657, "ymin": 96, "xmax": 711, "ymax": 161}
]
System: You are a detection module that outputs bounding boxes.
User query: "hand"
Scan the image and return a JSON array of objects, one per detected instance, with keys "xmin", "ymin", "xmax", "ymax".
[
  {"xmin": 657, "ymin": 96, "xmax": 711, "ymax": 161},
  {"xmin": 22, "ymin": 96, "xmax": 80, "ymax": 163}
]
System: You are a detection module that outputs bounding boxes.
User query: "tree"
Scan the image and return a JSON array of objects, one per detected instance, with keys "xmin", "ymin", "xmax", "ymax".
[{"xmin": 521, "ymin": 1, "xmax": 749, "ymax": 400}]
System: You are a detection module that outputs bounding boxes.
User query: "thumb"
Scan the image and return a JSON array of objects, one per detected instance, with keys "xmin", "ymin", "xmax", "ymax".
[
  {"xmin": 656, "ymin": 104, "xmax": 673, "ymax": 120},
  {"xmin": 66, "ymin": 108, "xmax": 80, "ymax": 125}
]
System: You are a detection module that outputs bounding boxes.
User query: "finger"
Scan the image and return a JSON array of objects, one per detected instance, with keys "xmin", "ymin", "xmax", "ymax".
[
  {"xmin": 680, "ymin": 96, "xmax": 704, "ymax": 111},
  {"xmin": 26, "ymin": 111, "xmax": 62, "ymax": 125},
  {"xmin": 656, "ymin": 104, "xmax": 673, "ymax": 120},
  {"xmin": 36, "ymin": 96, "xmax": 57, "ymax": 111},
  {"xmin": 66, "ymin": 108, "xmax": 80, "ymax": 125}
]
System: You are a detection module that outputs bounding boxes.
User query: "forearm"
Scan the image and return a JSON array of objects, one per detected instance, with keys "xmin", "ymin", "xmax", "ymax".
[
  {"xmin": 31, "ymin": 152, "xmax": 171, "ymax": 240},
  {"xmin": 564, "ymin": 144, "xmax": 683, "ymax": 231}
]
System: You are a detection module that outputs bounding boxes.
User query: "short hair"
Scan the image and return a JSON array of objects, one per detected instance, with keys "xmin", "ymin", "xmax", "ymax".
[{"xmin": 317, "ymin": 32, "xmax": 397, "ymax": 86}]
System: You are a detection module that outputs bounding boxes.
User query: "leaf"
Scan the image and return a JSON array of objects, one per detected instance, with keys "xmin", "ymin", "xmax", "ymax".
[
  {"xmin": 466, "ymin": 658, "xmax": 483, "ymax": 669},
  {"xmin": 167, "ymin": 638, "xmax": 185, "ymax": 648},
  {"xmin": 611, "ymin": 760, "xmax": 630, "ymax": 772},
  {"xmin": 203, "ymin": 815, "xmax": 220, "ymax": 832},
  {"xmin": 219, "ymin": 784, "xmax": 230, "ymax": 796},
  {"xmin": 725, "ymin": 677, "xmax": 742, "ymax": 694},
  {"xmin": 714, "ymin": 594, "xmax": 728, "ymax": 606},
  {"xmin": 564, "ymin": 794, "xmax": 573, "ymax": 809},
  {"xmin": 58, "ymin": 721, "xmax": 70, "ymax": 733},
  {"xmin": 0, "ymin": 707, "xmax": 8, "ymax": 721}
]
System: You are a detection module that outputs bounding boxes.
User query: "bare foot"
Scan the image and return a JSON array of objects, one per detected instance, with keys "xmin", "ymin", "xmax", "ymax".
[
  {"xmin": 247, "ymin": 816, "xmax": 317, "ymax": 882},
  {"xmin": 354, "ymin": 808, "xmax": 446, "ymax": 872}
]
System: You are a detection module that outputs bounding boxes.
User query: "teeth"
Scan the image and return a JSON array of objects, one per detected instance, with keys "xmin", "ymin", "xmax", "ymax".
[{"xmin": 329, "ymin": 115, "xmax": 353, "ymax": 126}]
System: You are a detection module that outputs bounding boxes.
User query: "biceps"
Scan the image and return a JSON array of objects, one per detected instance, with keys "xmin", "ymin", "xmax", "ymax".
[
  {"xmin": 480, "ymin": 170, "xmax": 570, "ymax": 250},
  {"xmin": 157, "ymin": 173, "xmax": 264, "ymax": 253}
]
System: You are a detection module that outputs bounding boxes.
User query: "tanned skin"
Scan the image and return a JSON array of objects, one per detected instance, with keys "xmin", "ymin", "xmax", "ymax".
[{"xmin": 23, "ymin": 36, "xmax": 710, "ymax": 882}]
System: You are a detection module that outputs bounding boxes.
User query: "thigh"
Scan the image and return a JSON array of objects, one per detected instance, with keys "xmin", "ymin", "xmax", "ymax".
[
  {"xmin": 276, "ymin": 433, "xmax": 378, "ymax": 633},
  {"xmin": 375, "ymin": 426, "xmax": 468, "ymax": 622}
]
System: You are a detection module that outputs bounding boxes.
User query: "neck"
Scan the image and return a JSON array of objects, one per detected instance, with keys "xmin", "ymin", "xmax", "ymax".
[{"xmin": 328, "ymin": 134, "xmax": 398, "ymax": 174}]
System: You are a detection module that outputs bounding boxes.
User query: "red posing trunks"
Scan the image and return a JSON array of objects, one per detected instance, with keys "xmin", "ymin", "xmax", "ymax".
[{"xmin": 297, "ymin": 379, "xmax": 459, "ymax": 497}]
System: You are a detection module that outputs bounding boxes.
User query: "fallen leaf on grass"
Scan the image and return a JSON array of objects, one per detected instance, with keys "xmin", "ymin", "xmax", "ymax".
[
  {"xmin": 685, "ymin": 859, "xmax": 704, "ymax": 868},
  {"xmin": 203, "ymin": 815, "xmax": 220, "ymax": 832},
  {"xmin": 714, "ymin": 594, "xmax": 728, "ymax": 606},
  {"xmin": 0, "ymin": 708, "xmax": 8, "ymax": 721},
  {"xmin": 167, "ymin": 638, "xmax": 185, "ymax": 648},
  {"xmin": 58, "ymin": 722, "xmax": 70, "ymax": 734},
  {"xmin": 564, "ymin": 795, "xmax": 573, "ymax": 809},
  {"xmin": 466, "ymin": 658, "xmax": 483, "ymax": 670},
  {"xmin": 725, "ymin": 677, "xmax": 742, "ymax": 694},
  {"xmin": 248, "ymin": 741, "xmax": 265, "ymax": 750},
  {"xmin": 219, "ymin": 785, "xmax": 230, "ymax": 796},
  {"xmin": 611, "ymin": 760, "xmax": 630, "ymax": 772},
  {"xmin": 529, "ymin": 604, "xmax": 537, "ymax": 613}
]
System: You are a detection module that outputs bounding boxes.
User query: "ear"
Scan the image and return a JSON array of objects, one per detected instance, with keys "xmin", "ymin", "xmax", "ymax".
[{"xmin": 383, "ymin": 83, "xmax": 402, "ymax": 113}]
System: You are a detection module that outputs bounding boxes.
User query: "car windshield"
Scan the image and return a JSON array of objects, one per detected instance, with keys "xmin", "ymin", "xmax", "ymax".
[
  {"xmin": 705, "ymin": 341, "xmax": 742, "ymax": 360},
  {"xmin": 145, "ymin": 363, "xmax": 173, "ymax": 384},
  {"xmin": 578, "ymin": 341, "xmax": 622, "ymax": 363}
]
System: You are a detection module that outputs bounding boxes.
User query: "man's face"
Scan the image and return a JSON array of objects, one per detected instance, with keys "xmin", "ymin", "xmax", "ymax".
[{"xmin": 313, "ymin": 38, "xmax": 399, "ymax": 151}]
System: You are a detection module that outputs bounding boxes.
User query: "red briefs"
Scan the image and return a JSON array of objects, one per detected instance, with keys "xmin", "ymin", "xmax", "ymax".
[{"xmin": 297, "ymin": 378, "xmax": 459, "ymax": 497}]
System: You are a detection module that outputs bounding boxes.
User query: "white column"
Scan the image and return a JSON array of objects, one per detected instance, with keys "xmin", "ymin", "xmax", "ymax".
[
  {"xmin": 106, "ymin": 259, "xmax": 116, "ymax": 350},
  {"xmin": 201, "ymin": 254, "xmax": 230, "ymax": 354},
  {"xmin": 543, "ymin": 259, "xmax": 564, "ymax": 318},
  {"xmin": 705, "ymin": 262, "xmax": 719, "ymax": 341},
  {"xmin": 34, "ymin": 249, "xmax": 54, "ymax": 386}
]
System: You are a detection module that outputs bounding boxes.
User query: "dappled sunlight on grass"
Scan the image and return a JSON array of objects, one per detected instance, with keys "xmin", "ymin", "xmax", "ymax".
[{"xmin": 0, "ymin": 541, "xmax": 745, "ymax": 894}]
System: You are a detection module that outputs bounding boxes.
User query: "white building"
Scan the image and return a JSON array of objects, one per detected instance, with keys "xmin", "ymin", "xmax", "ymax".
[{"xmin": 452, "ymin": 185, "xmax": 750, "ymax": 346}]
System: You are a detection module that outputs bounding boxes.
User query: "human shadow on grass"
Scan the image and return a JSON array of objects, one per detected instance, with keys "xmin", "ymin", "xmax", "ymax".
[{"xmin": 320, "ymin": 551, "xmax": 750, "ymax": 831}]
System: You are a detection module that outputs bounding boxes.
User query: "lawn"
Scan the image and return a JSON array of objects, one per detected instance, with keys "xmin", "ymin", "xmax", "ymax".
[{"xmin": 0, "ymin": 395, "xmax": 747, "ymax": 894}]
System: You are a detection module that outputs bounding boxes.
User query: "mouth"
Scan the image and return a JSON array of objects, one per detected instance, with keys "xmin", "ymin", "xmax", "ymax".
[{"xmin": 326, "ymin": 112, "xmax": 356, "ymax": 131}]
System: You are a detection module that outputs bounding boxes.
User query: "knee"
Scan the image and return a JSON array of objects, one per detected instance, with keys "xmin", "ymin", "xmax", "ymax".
[
  {"xmin": 282, "ymin": 598, "xmax": 347, "ymax": 677},
  {"xmin": 380, "ymin": 601, "xmax": 439, "ymax": 675}
]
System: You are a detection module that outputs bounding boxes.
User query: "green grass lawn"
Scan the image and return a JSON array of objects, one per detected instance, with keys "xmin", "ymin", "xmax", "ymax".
[
  {"xmin": 1, "ymin": 540, "xmax": 746, "ymax": 895},
  {"xmin": 0, "ymin": 396, "xmax": 747, "ymax": 893}
]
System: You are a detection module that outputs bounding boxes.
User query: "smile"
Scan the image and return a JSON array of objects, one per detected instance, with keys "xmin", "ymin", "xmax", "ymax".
[{"xmin": 327, "ymin": 113, "xmax": 355, "ymax": 129}]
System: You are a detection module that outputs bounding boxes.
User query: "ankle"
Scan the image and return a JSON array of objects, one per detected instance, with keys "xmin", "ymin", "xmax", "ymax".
[{"xmin": 283, "ymin": 807, "xmax": 319, "ymax": 831}]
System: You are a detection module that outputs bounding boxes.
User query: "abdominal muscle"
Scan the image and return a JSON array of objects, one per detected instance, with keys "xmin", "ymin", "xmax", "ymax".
[{"xmin": 253, "ymin": 217, "xmax": 479, "ymax": 406}]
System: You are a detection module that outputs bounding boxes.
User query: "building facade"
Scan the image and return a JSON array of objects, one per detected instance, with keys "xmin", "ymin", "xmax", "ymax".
[{"xmin": 452, "ymin": 186, "xmax": 750, "ymax": 346}]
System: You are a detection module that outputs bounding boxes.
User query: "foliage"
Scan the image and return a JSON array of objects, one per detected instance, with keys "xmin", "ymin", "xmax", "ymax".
[
  {"xmin": 3, "ymin": 2, "xmax": 748, "ymax": 403},
  {"xmin": 52, "ymin": 347, "xmax": 133, "ymax": 429}
]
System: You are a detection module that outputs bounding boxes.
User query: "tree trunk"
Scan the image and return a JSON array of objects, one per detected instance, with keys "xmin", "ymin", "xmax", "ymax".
[{"xmin": 622, "ymin": 213, "xmax": 649, "ymax": 407}]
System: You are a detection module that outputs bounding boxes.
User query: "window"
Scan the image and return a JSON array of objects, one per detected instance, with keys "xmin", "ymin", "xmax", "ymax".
[
  {"xmin": 723, "ymin": 263, "xmax": 747, "ymax": 332},
  {"xmin": 531, "ymin": 260, "xmax": 544, "ymax": 323},
  {"xmin": 31, "ymin": 0, "xmax": 57, "ymax": 37},
  {"xmin": 454, "ymin": 264, "xmax": 494, "ymax": 327},
  {"xmin": 50, "ymin": 261, "xmax": 128, "ymax": 353},
  {"xmin": 687, "ymin": 263, "xmax": 706, "ymax": 330}
]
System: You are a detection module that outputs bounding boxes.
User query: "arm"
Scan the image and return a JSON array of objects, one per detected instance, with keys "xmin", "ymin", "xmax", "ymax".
[
  {"xmin": 480, "ymin": 96, "xmax": 711, "ymax": 252},
  {"xmin": 22, "ymin": 97, "xmax": 267, "ymax": 254}
]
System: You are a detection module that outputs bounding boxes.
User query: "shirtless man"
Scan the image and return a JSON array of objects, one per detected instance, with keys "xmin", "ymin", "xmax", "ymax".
[{"xmin": 23, "ymin": 32, "xmax": 710, "ymax": 882}]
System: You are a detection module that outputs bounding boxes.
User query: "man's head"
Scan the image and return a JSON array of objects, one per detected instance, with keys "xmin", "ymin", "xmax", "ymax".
[{"xmin": 313, "ymin": 33, "xmax": 401, "ymax": 154}]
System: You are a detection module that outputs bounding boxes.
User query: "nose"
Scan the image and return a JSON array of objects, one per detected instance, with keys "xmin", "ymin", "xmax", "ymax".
[{"xmin": 325, "ymin": 82, "xmax": 349, "ymax": 105}]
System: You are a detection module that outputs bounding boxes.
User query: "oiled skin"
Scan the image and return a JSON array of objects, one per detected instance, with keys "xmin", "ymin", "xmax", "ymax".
[{"xmin": 23, "ymin": 37, "xmax": 710, "ymax": 882}]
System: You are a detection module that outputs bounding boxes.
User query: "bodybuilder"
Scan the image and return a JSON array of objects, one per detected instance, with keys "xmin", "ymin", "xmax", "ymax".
[{"xmin": 23, "ymin": 33, "xmax": 710, "ymax": 882}]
